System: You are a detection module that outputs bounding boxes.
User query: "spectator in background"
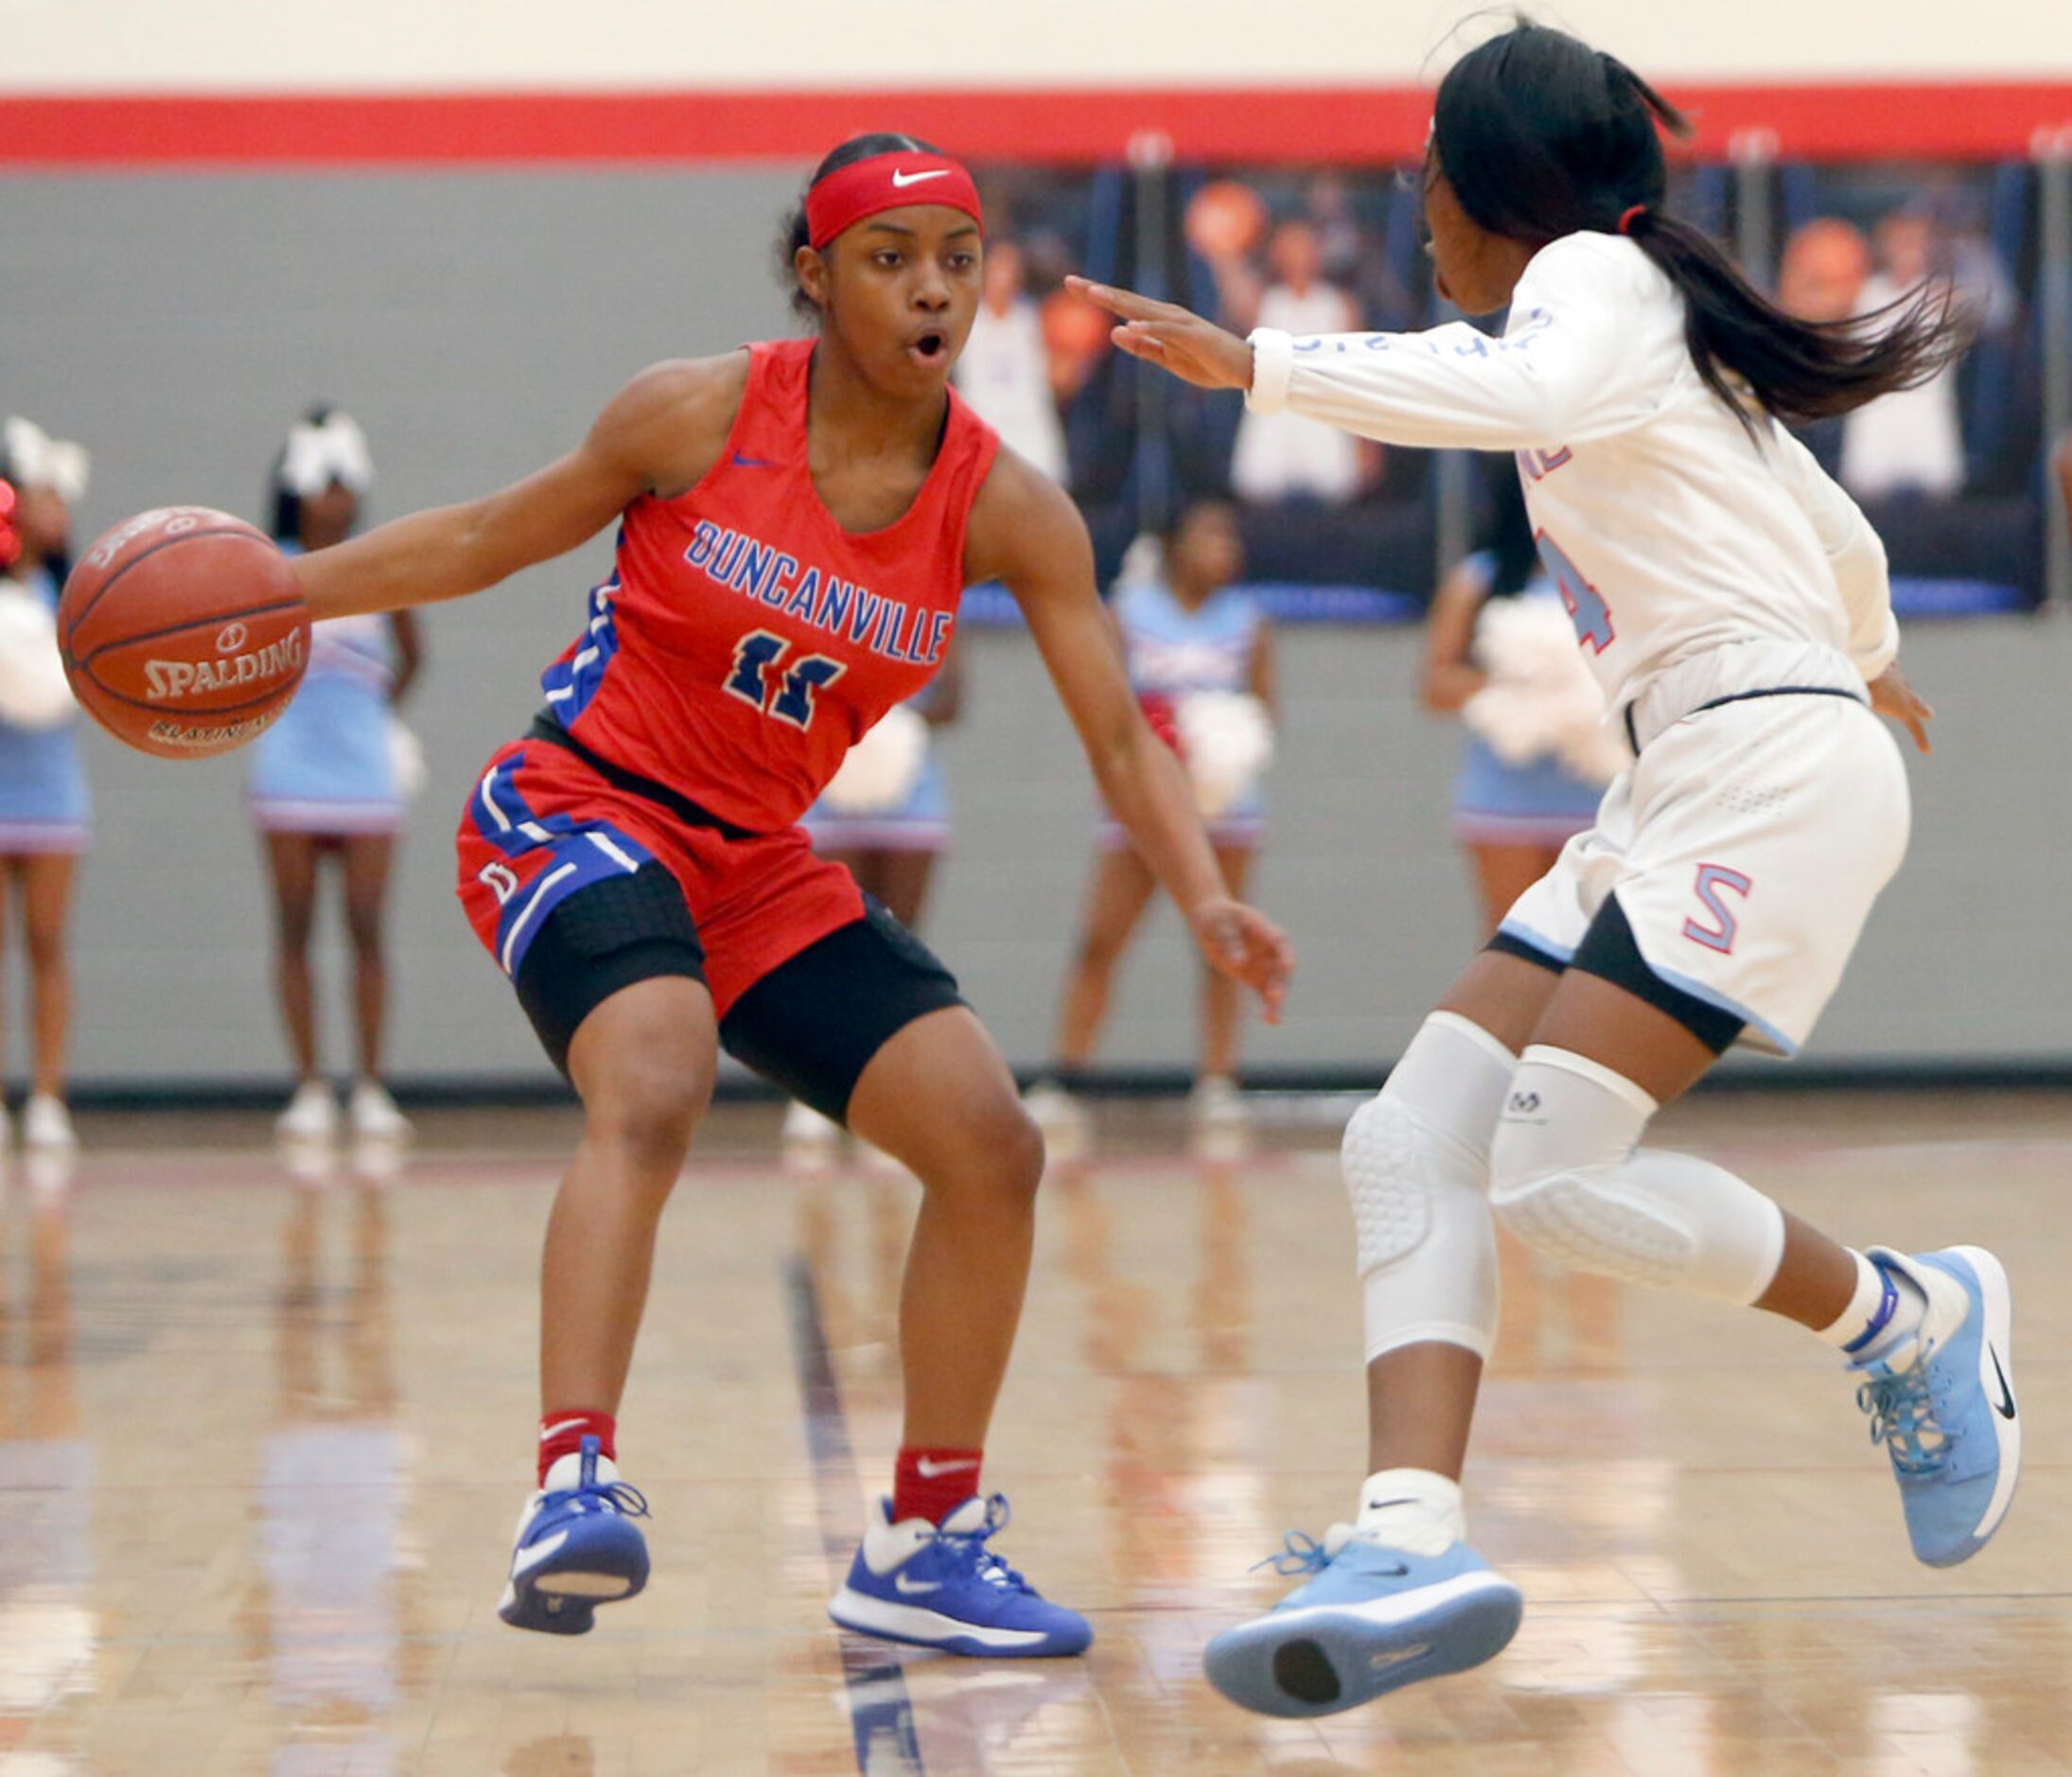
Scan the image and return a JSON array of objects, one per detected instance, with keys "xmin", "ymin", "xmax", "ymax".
[
  {"xmin": 0, "ymin": 419, "xmax": 93, "ymax": 1151},
  {"xmin": 954, "ymin": 239, "xmax": 1069, "ymax": 484},
  {"xmin": 1028, "ymin": 501, "xmax": 1275, "ymax": 1135},
  {"xmin": 1840, "ymin": 208, "xmax": 1966, "ymax": 500},
  {"xmin": 250, "ymin": 409, "xmax": 422, "ymax": 1146},
  {"xmin": 1422, "ymin": 476, "xmax": 1619, "ymax": 937},
  {"xmin": 1776, "ymin": 216, "xmax": 1871, "ymax": 327},
  {"xmin": 2054, "ymin": 427, "xmax": 2072, "ymax": 549},
  {"xmin": 1229, "ymin": 221, "xmax": 1366, "ymax": 503}
]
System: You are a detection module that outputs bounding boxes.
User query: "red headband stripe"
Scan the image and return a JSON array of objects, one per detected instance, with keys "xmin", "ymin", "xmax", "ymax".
[{"xmin": 805, "ymin": 151, "xmax": 984, "ymax": 251}]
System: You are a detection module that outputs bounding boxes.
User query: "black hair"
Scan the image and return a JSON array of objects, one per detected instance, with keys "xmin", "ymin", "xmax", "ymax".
[
  {"xmin": 267, "ymin": 402, "xmax": 353, "ymax": 543},
  {"xmin": 1432, "ymin": 19, "xmax": 1963, "ymax": 432},
  {"xmin": 776, "ymin": 132, "xmax": 947, "ymax": 323}
]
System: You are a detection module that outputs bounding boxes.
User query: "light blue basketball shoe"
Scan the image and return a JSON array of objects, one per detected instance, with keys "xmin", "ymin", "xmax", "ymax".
[
  {"xmin": 1852, "ymin": 1246, "xmax": 2019, "ymax": 1568},
  {"xmin": 828, "ymin": 1494, "xmax": 1092, "ymax": 1657},
  {"xmin": 498, "ymin": 1434, "xmax": 652, "ymax": 1634},
  {"xmin": 1203, "ymin": 1528, "xmax": 1522, "ymax": 1717}
]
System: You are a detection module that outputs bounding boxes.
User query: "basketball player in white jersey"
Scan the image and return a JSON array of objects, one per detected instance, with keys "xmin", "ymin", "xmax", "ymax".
[{"xmin": 1076, "ymin": 18, "xmax": 2019, "ymax": 1719}]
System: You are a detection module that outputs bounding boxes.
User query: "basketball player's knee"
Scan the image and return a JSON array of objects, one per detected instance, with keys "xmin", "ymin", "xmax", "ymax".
[
  {"xmin": 922, "ymin": 1096, "xmax": 1045, "ymax": 1212},
  {"xmin": 1486, "ymin": 1060, "xmax": 1686, "ymax": 1286},
  {"xmin": 1341, "ymin": 1090, "xmax": 1500, "ymax": 1360},
  {"xmin": 587, "ymin": 1048, "xmax": 711, "ymax": 1172}
]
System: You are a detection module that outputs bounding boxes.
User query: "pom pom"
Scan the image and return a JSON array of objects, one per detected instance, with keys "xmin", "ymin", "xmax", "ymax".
[
  {"xmin": 1462, "ymin": 595, "xmax": 1625, "ymax": 783},
  {"xmin": 821, "ymin": 703, "xmax": 930, "ymax": 815},
  {"xmin": 0, "ymin": 583, "xmax": 75, "ymax": 730},
  {"xmin": 1175, "ymin": 689, "xmax": 1274, "ymax": 818},
  {"xmin": 388, "ymin": 716, "xmax": 427, "ymax": 801}
]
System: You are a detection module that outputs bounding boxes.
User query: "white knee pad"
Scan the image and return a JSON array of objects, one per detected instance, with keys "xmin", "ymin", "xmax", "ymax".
[
  {"xmin": 1343, "ymin": 1012, "xmax": 1508, "ymax": 1362},
  {"xmin": 1488, "ymin": 1047, "xmax": 1784, "ymax": 1305}
]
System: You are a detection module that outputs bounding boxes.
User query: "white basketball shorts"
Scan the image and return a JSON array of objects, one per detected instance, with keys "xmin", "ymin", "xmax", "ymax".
[{"xmin": 1499, "ymin": 688, "xmax": 1909, "ymax": 1056}]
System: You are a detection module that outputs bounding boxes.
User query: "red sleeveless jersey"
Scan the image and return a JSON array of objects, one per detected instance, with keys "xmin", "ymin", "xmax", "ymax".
[{"xmin": 539, "ymin": 339, "xmax": 999, "ymax": 832}]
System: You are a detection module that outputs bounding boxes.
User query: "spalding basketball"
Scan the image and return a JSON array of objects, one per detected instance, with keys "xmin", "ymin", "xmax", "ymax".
[{"xmin": 60, "ymin": 507, "xmax": 310, "ymax": 760}]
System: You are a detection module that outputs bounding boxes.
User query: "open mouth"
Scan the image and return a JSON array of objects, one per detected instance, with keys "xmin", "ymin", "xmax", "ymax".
[{"xmin": 907, "ymin": 329, "xmax": 950, "ymax": 367}]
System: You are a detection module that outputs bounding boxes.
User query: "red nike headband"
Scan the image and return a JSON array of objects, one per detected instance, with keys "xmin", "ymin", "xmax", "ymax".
[{"xmin": 805, "ymin": 152, "xmax": 985, "ymax": 252}]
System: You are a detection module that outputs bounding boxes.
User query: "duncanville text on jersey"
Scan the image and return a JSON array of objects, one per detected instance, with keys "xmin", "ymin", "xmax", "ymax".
[{"xmin": 684, "ymin": 519, "xmax": 954, "ymax": 667}]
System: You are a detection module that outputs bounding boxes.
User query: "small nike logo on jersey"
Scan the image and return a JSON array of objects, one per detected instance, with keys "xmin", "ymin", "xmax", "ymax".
[
  {"xmin": 891, "ymin": 167, "xmax": 952, "ymax": 187},
  {"xmin": 731, "ymin": 452, "xmax": 779, "ymax": 468},
  {"xmin": 895, "ymin": 1574, "xmax": 943, "ymax": 1594},
  {"xmin": 915, "ymin": 1456, "xmax": 979, "ymax": 1478},
  {"xmin": 1989, "ymin": 1345, "xmax": 2016, "ymax": 1419}
]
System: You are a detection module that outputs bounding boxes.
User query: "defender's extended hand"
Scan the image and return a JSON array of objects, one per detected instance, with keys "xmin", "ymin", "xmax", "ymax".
[
  {"xmin": 1067, "ymin": 276, "xmax": 1255, "ymax": 392},
  {"xmin": 1189, "ymin": 897, "xmax": 1294, "ymax": 1025}
]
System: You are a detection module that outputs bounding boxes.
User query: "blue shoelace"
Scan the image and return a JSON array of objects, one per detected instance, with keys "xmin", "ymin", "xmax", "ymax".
[
  {"xmin": 1254, "ymin": 1529, "xmax": 1331, "ymax": 1577},
  {"xmin": 538, "ymin": 1476, "xmax": 652, "ymax": 1520},
  {"xmin": 1856, "ymin": 1345, "xmax": 1953, "ymax": 1478},
  {"xmin": 932, "ymin": 1494, "xmax": 1035, "ymax": 1592}
]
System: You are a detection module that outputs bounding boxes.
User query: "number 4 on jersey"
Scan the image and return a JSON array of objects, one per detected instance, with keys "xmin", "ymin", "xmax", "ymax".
[
  {"xmin": 1534, "ymin": 530, "xmax": 1615, "ymax": 654},
  {"xmin": 726, "ymin": 629, "xmax": 845, "ymax": 729}
]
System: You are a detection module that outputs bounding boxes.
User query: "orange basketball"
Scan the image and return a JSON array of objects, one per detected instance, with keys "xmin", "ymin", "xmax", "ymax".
[{"xmin": 60, "ymin": 507, "xmax": 310, "ymax": 760}]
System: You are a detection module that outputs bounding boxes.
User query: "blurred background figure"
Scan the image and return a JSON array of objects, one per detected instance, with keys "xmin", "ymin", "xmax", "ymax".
[
  {"xmin": 1227, "ymin": 221, "xmax": 1364, "ymax": 504},
  {"xmin": 1776, "ymin": 215, "xmax": 1871, "ymax": 327},
  {"xmin": 1840, "ymin": 206, "xmax": 1967, "ymax": 499},
  {"xmin": 955, "ymin": 238, "xmax": 1069, "ymax": 484},
  {"xmin": 0, "ymin": 419, "xmax": 94, "ymax": 1151},
  {"xmin": 249, "ymin": 408, "xmax": 422, "ymax": 1145},
  {"xmin": 787, "ymin": 649, "xmax": 966, "ymax": 1154},
  {"xmin": 1030, "ymin": 501, "xmax": 1275, "ymax": 1135},
  {"xmin": 1421, "ymin": 476, "xmax": 1621, "ymax": 938}
]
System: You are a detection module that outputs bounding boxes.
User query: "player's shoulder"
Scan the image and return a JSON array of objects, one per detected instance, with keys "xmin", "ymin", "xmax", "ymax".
[
  {"xmin": 1520, "ymin": 230, "xmax": 1659, "ymax": 301},
  {"xmin": 965, "ymin": 447, "xmax": 1089, "ymax": 584},
  {"xmin": 590, "ymin": 352, "xmax": 753, "ymax": 497}
]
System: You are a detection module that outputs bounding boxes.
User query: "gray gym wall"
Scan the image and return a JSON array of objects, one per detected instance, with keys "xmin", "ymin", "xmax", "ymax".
[{"xmin": 0, "ymin": 168, "xmax": 2064, "ymax": 1089}]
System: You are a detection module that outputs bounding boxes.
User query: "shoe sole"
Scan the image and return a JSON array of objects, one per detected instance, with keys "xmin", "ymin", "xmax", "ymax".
[
  {"xmin": 1203, "ymin": 1573, "xmax": 1522, "ymax": 1718},
  {"xmin": 827, "ymin": 1585, "xmax": 1091, "ymax": 1658},
  {"xmin": 1921, "ymin": 1245, "xmax": 2020, "ymax": 1566}
]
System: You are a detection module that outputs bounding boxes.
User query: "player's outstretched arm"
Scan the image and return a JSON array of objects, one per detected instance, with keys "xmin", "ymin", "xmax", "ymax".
[
  {"xmin": 290, "ymin": 354, "xmax": 748, "ymax": 621},
  {"xmin": 968, "ymin": 453, "xmax": 1293, "ymax": 1022}
]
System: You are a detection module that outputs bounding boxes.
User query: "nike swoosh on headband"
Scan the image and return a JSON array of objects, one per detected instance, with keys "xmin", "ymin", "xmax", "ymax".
[{"xmin": 891, "ymin": 168, "xmax": 953, "ymax": 187}]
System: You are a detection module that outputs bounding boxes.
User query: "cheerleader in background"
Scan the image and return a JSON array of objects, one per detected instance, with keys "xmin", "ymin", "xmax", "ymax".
[
  {"xmin": 250, "ymin": 409, "xmax": 423, "ymax": 1143},
  {"xmin": 786, "ymin": 646, "xmax": 965, "ymax": 1153},
  {"xmin": 1029, "ymin": 501, "xmax": 1277, "ymax": 1134},
  {"xmin": 0, "ymin": 419, "xmax": 94, "ymax": 1150},
  {"xmin": 1423, "ymin": 474, "xmax": 1621, "ymax": 937}
]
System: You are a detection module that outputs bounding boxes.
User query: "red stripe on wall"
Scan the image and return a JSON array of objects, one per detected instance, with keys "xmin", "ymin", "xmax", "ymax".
[{"xmin": 2, "ymin": 84, "xmax": 2070, "ymax": 167}]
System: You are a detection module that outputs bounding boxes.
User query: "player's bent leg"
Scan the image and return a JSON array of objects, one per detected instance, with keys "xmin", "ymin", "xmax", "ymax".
[
  {"xmin": 500, "ymin": 919, "xmax": 716, "ymax": 1635},
  {"xmin": 1502, "ymin": 957, "xmax": 2020, "ymax": 1566},
  {"xmin": 836, "ymin": 1006, "xmax": 1089, "ymax": 1656}
]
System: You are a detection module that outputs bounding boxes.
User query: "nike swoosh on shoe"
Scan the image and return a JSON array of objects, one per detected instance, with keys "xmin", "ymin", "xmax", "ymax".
[{"xmin": 1989, "ymin": 1345, "xmax": 2017, "ymax": 1419}]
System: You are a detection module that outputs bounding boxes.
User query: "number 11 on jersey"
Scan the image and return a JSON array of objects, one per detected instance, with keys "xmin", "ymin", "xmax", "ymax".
[
  {"xmin": 1534, "ymin": 529, "xmax": 1615, "ymax": 655},
  {"xmin": 727, "ymin": 629, "xmax": 845, "ymax": 729}
]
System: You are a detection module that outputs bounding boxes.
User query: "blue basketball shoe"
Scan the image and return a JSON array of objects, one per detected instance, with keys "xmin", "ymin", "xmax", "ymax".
[
  {"xmin": 828, "ymin": 1494, "xmax": 1092, "ymax": 1657},
  {"xmin": 1853, "ymin": 1245, "xmax": 2019, "ymax": 1568},
  {"xmin": 498, "ymin": 1435, "xmax": 651, "ymax": 1634},
  {"xmin": 1203, "ymin": 1528, "xmax": 1522, "ymax": 1717}
]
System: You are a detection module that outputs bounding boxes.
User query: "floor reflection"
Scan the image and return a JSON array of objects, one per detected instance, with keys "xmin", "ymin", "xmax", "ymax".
[{"xmin": 0, "ymin": 1152, "xmax": 93, "ymax": 1760}]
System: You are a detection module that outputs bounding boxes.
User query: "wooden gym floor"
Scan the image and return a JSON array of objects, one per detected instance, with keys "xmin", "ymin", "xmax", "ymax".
[{"xmin": 0, "ymin": 1089, "xmax": 2065, "ymax": 1774}]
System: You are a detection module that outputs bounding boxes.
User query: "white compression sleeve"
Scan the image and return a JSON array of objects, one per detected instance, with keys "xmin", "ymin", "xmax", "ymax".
[
  {"xmin": 1488, "ymin": 1047, "xmax": 1786, "ymax": 1305},
  {"xmin": 1343, "ymin": 1012, "xmax": 1512, "ymax": 1363}
]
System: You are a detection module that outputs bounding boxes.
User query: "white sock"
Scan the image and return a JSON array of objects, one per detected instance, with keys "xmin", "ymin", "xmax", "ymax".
[
  {"xmin": 1817, "ymin": 1248, "xmax": 1927, "ymax": 1357},
  {"xmin": 1352, "ymin": 1468, "xmax": 1464, "ymax": 1557}
]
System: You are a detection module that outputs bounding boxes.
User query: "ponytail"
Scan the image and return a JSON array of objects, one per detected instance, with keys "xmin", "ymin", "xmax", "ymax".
[
  {"xmin": 1624, "ymin": 208, "xmax": 1963, "ymax": 433},
  {"xmin": 1434, "ymin": 19, "xmax": 1967, "ymax": 434}
]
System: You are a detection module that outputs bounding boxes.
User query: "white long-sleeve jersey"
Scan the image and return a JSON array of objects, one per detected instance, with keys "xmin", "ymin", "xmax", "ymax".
[{"xmin": 1246, "ymin": 232, "xmax": 1899, "ymax": 716}]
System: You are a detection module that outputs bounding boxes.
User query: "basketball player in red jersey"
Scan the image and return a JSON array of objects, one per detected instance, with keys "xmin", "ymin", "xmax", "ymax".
[{"xmin": 287, "ymin": 134, "xmax": 1292, "ymax": 1657}]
